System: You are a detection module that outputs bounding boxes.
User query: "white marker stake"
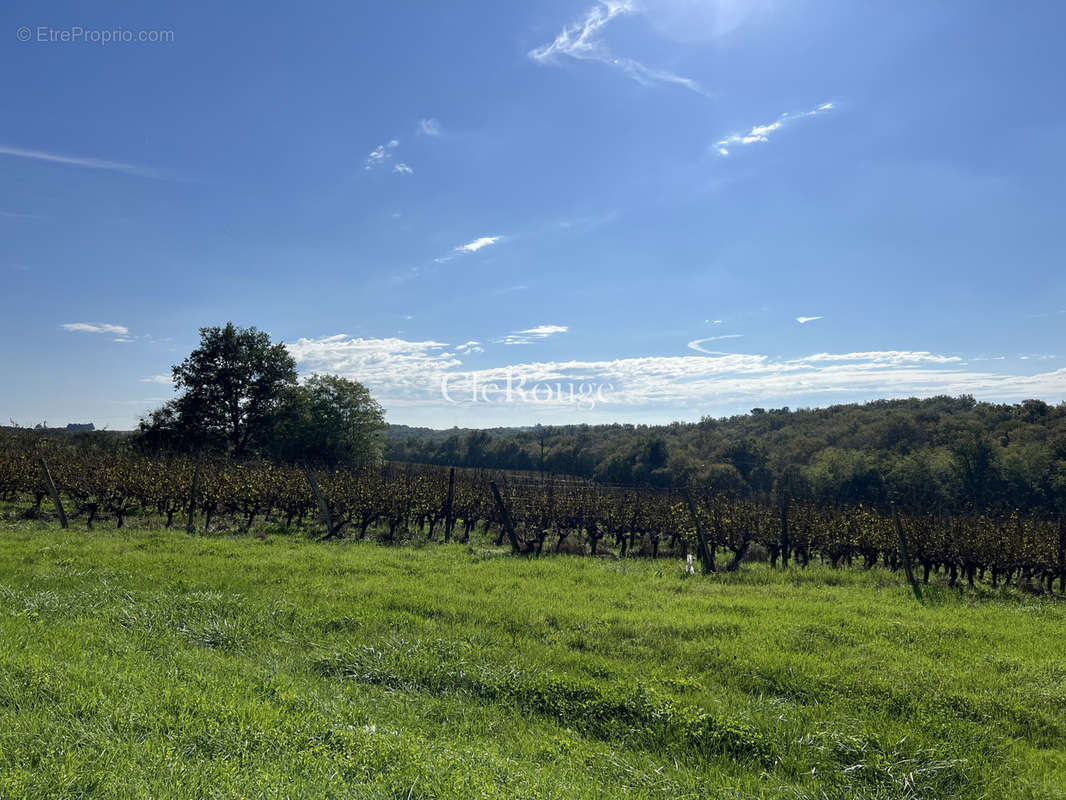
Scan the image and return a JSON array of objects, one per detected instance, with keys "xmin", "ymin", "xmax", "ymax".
[{"xmin": 686, "ymin": 554, "xmax": 695, "ymax": 575}]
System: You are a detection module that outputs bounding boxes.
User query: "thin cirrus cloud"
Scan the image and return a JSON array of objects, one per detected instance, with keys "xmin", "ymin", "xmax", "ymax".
[
  {"xmin": 0, "ymin": 143, "xmax": 168, "ymax": 179},
  {"xmin": 499, "ymin": 325, "xmax": 569, "ymax": 345},
  {"xmin": 715, "ymin": 102, "xmax": 833, "ymax": 156},
  {"xmin": 529, "ymin": 1, "xmax": 708, "ymax": 97},
  {"xmin": 365, "ymin": 139, "xmax": 402, "ymax": 170},
  {"xmin": 457, "ymin": 236, "xmax": 501, "ymax": 253},
  {"xmin": 140, "ymin": 374, "xmax": 174, "ymax": 385},
  {"xmin": 796, "ymin": 316, "xmax": 823, "ymax": 324},
  {"xmin": 285, "ymin": 335, "xmax": 1066, "ymax": 414},
  {"xmin": 433, "ymin": 235, "xmax": 503, "ymax": 264},
  {"xmin": 367, "ymin": 135, "xmax": 416, "ymax": 174},
  {"xmin": 417, "ymin": 118, "xmax": 441, "ymax": 136},
  {"xmin": 61, "ymin": 322, "xmax": 129, "ymax": 335},
  {"xmin": 789, "ymin": 351, "xmax": 961, "ymax": 366},
  {"xmin": 395, "ymin": 235, "xmax": 503, "ymax": 283},
  {"xmin": 687, "ymin": 334, "xmax": 743, "ymax": 353}
]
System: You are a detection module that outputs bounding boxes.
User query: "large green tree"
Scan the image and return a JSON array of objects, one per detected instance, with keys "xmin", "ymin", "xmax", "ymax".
[
  {"xmin": 270, "ymin": 374, "xmax": 385, "ymax": 468},
  {"xmin": 140, "ymin": 323, "xmax": 297, "ymax": 456}
]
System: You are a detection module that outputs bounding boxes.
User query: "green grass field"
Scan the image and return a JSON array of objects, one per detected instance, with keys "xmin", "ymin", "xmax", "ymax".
[{"xmin": 1, "ymin": 522, "xmax": 1064, "ymax": 799}]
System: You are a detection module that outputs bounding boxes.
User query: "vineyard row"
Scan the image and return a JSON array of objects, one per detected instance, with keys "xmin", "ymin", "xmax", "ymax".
[{"xmin": 1, "ymin": 445, "xmax": 1064, "ymax": 592}]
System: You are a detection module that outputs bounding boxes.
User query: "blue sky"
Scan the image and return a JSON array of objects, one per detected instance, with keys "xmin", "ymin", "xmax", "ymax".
[{"xmin": 2, "ymin": 0, "xmax": 1065, "ymax": 429}]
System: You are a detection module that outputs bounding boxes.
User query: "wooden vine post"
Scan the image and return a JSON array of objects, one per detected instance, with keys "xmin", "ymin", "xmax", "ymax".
[
  {"xmin": 892, "ymin": 504, "xmax": 923, "ymax": 603},
  {"xmin": 38, "ymin": 456, "xmax": 68, "ymax": 529},
  {"xmin": 682, "ymin": 487, "xmax": 715, "ymax": 574},
  {"xmin": 444, "ymin": 467, "xmax": 455, "ymax": 540},
  {"xmin": 489, "ymin": 481, "xmax": 522, "ymax": 555},
  {"xmin": 186, "ymin": 459, "xmax": 201, "ymax": 534},
  {"xmin": 780, "ymin": 493, "xmax": 791, "ymax": 569},
  {"xmin": 303, "ymin": 465, "xmax": 334, "ymax": 537}
]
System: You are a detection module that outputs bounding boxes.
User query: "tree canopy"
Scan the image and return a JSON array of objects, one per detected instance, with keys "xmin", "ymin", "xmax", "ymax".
[
  {"xmin": 384, "ymin": 396, "xmax": 1066, "ymax": 514},
  {"xmin": 138, "ymin": 323, "xmax": 384, "ymax": 465},
  {"xmin": 269, "ymin": 374, "xmax": 385, "ymax": 468},
  {"xmin": 140, "ymin": 323, "xmax": 297, "ymax": 456}
]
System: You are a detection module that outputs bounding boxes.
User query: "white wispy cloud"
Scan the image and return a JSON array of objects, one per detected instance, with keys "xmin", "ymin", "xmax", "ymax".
[
  {"xmin": 500, "ymin": 325, "xmax": 569, "ymax": 345},
  {"xmin": 417, "ymin": 118, "xmax": 441, "ymax": 136},
  {"xmin": 432, "ymin": 235, "xmax": 504, "ymax": 265},
  {"xmin": 286, "ymin": 336, "xmax": 1066, "ymax": 414},
  {"xmin": 457, "ymin": 236, "xmax": 501, "ymax": 253},
  {"xmin": 393, "ymin": 162, "xmax": 413, "ymax": 174},
  {"xmin": 364, "ymin": 139, "xmax": 400, "ymax": 170},
  {"xmin": 715, "ymin": 102, "xmax": 833, "ymax": 156},
  {"xmin": 790, "ymin": 351, "xmax": 961, "ymax": 366},
  {"xmin": 529, "ymin": 1, "xmax": 707, "ymax": 96},
  {"xmin": 455, "ymin": 341, "xmax": 484, "ymax": 354},
  {"xmin": 62, "ymin": 322, "xmax": 129, "ymax": 335},
  {"xmin": 0, "ymin": 144, "xmax": 166, "ymax": 179},
  {"xmin": 687, "ymin": 334, "xmax": 743, "ymax": 353},
  {"xmin": 140, "ymin": 374, "xmax": 174, "ymax": 385},
  {"xmin": 796, "ymin": 316, "xmax": 823, "ymax": 324},
  {"xmin": 287, "ymin": 336, "xmax": 460, "ymax": 398}
]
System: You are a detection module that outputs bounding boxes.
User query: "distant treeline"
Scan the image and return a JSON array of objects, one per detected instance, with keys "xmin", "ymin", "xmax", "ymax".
[{"xmin": 385, "ymin": 396, "xmax": 1066, "ymax": 515}]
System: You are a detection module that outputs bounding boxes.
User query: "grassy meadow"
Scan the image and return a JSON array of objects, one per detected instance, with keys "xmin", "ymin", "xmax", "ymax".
[{"xmin": 1, "ymin": 521, "xmax": 1064, "ymax": 799}]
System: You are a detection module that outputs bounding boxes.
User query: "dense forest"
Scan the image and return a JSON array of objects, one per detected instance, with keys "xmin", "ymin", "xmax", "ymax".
[{"xmin": 385, "ymin": 396, "xmax": 1066, "ymax": 514}]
